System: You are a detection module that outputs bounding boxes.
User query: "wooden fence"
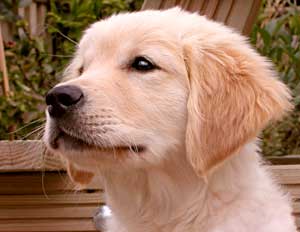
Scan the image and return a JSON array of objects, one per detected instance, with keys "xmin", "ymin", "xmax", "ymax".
[{"xmin": 1, "ymin": 0, "xmax": 47, "ymax": 42}]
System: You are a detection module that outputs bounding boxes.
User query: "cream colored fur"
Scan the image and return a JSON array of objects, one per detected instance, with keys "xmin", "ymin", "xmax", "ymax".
[{"xmin": 44, "ymin": 8, "xmax": 297, "ymax": 232}]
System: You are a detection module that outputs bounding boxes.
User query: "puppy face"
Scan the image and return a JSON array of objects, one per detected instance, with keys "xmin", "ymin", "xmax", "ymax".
[
  {"xmin": 44, "ymin": 9, "xmax": 190, "ymax": 174},
  {"xmin": 44, "ymin": 8, "xmax": 292, "ymax": 183}
]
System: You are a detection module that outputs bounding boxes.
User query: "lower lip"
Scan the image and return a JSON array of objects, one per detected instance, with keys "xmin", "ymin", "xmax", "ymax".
[{"xmin": 50, "ymin": 132, "xmax": 145, "ymax": 153}]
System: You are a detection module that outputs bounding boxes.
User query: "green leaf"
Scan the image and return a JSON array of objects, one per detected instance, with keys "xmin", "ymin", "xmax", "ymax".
[
  {"xmin": 34, "ymin": 38, "xmax": 45, "ymax": 52},
  {"xmin": 294, "ymin": 95, "xmax": 300, "ymax": 106}
]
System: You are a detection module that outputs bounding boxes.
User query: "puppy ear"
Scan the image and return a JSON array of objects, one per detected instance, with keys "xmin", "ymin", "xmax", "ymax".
[
  {"xmin": 67, "ymin": 162, "xmax": 94, "ymax": 186},
  {"xmin": 184, "ymin": 40, "xmax": 292, "ymax": 176}
]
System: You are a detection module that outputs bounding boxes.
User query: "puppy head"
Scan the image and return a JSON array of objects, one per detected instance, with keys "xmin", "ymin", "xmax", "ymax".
[
  {"xmin": 44, "ymin": 8, "xmax": 292, "ymax": 184},
  {"xmin": 44, "ymin": 8, "xmax": 190, "ymax": 183}
]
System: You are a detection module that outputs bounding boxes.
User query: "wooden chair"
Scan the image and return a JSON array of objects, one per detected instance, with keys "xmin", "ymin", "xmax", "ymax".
[{"xmin": 1, "ymin": 141, "xmax": 300, "ymax": 231}]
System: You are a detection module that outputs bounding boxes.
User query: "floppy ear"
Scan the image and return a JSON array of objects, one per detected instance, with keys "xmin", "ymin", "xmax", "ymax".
[
  {"xmin": 184, "ymin": 40, "xmax": 292, "ymax": 176},
  {"xmin": 67, "ymin": 161, "xmax": 95, "ymax": 186}
]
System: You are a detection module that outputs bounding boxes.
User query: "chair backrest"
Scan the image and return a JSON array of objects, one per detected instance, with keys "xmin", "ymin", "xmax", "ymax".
[
  {"xmin": 1, "ymin": 141, "xmax": 300, "ymax": 231},
  {"xmin": 142, "ymin": 0, "xmax": 262, "ymax": 35}
]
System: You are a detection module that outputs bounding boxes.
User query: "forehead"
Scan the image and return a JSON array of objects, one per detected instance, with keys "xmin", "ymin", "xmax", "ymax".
[{"xmin": 77, "ymin": 10, "xmax": 183, "ymax": 58}]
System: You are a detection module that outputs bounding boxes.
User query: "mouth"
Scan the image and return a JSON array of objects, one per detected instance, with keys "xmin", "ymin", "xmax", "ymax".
[{"xmin": 49, "ymin": 129, "xmax": 145, "ymax": 154}]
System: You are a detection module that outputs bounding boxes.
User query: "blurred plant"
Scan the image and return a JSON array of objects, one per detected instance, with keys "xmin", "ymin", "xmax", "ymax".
[
  {"xmin": 46, "ymin": 0, "xmax": 143, "ymax": 67},
  {"xmin": 0, "ymin": 0, "xmax": 143, "ymax": 139},
  {"xmin": 0, "ymin": 0, "xmax": 53, "ymax": 139},
  {"xmin": 251, "ymin": 0, "xmax": 300, "ymax": 156}
]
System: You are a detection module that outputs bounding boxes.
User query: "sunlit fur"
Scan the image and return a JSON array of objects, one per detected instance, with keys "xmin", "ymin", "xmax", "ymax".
[{"xmin": 44, "ymin": 8, "xmax": 296, "ymax": 232}]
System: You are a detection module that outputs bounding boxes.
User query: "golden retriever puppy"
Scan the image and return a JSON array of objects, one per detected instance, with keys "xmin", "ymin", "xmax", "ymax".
[{"xmin": 44, "ymin": 8, "xmax": 296, "ymax": 232}]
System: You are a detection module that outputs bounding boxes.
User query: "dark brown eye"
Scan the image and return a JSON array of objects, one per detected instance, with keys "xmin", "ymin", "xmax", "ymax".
[
  {"xmin": 131, "ymin": 56, "xmax": 155, "ymax": 72},
  {"xmin": 78, "ymin": 66, "xmax": 84, "ymax": 75}
]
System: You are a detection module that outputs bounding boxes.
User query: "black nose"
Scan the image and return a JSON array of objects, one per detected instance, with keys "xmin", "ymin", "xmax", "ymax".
[{"xmin": 46, "ymin": 85, "xmax": 83, "ymax": 118}]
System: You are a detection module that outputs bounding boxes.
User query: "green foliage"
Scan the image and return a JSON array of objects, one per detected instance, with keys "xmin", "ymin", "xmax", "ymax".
[
  {"xmin": 0, "ymin": 34, "xmax": 52, "ymax": 139},
  {"xmin": 0, "ymin": 0, "xmax": 54, "ymax": 139},
  {"xmin": 47, "ymin": 0, "xmax": 143, "ymax": 65},
  {"xmin": 251, "ymin": 0, "xmax": 300, "ymax": 156},
  {"xmin": 0, "ymin": 0, "xmax": 143, "ymax": 139}
]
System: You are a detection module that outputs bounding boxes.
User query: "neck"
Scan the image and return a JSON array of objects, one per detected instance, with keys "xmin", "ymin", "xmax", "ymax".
[{"xmin": 102, "ymin": 142, "xmax": 263, "ymax": 231}]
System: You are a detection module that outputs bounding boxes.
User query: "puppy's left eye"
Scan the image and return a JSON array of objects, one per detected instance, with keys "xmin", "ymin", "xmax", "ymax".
[{"xmin": 131, "ymin": 56, "xmax": 155, "ymax": 72}]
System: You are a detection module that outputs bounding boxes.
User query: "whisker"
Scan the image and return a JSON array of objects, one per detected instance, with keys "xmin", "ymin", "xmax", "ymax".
[
  {"xmin": 21, "ymin": 125, "xmax": 45, "ymax": 140},
  {"xmin": 107, "ymin": 136, "xmax": 117, "ymax": 161},
  {"xmin": 9, "ymin": 118, "xmax": 46, "ymax": 134},
  {"xmin": 41, "ymin": 53, "xmax": 74, "ymax": 58},
  {"xmin": 41, "ymin": 163, "xmax": 50, "ymax": 199},
  {"xmin": 45, "ymin": 24, "xmax": 78, "ymax": 45},
  {"xmin": 34, "ymin": 127, "xmax": 46, "ymax": 140}
]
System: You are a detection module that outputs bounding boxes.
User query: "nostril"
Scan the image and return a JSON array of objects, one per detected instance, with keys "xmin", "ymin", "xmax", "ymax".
[
  {"xmin": 45, "ymin": 91, "xmax": 56, "ymax": 106},
  {"xmin": 45, "ymin": 85, "xmax": 83, "ymax": 118},
  {"xmin": 57, "ymin": 90, "xmax": 83, "ymax": 107}
]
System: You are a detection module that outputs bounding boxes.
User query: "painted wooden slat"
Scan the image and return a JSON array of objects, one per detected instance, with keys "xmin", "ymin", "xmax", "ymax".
[
  {"xmin": 213, "ymin": 0, "xmax": 234, "ymax": 23},
  {"xmin": 292, "ymin": 201, "xmax": 300, "ymax": 213},
  {"xmin": 203, "ymin": 0, "xmax": 220, "ymax": 18},
  {"xmin": 0, "ymin": 172, "xmax": 102, "ymax": 194},
  {"xmin": 159, "ymin": 0, "xmax": 177, "ymax": 9},
  {"xmin": 28, "ymin": 2, "xmax": 38, "ymax": 37},
  {"xmin": 0, "ymin": 193, "xmax": 104, "ymax": 206},
  {"xmin": 284, "ymin": 185, "xmax": 300, "ymax": 199},
  {"xmin": 0, "ymin": 140, "xmax": 65, "ymax": 172},
  {"xmin": 142, "ymin": 0, "xmax": 262, "ymax": 35},
  {"xmin": 294, "ymin": 216, "xmax": 300, "ymax": 230},
  {"xmin": 2, "ymin": 1, "xmax": 48, "ymax": 42},
  {"xmin": 0, "ymin": 219, "xmax": 97, "ymax": 232},
  {"xmin": 269, "ymin": 165, "xmax": 300, "ymax": 184},
  {"xmin": 0, "ymin": 206, "xmax": 99, "ymax": 219},
  {"xmin": 1, "ymin": 22, "xmax": 13, "ymax": 43},
  {"xmin": 0, "ymin": 24, "xmax": 10, "ymax": 97},
  {"xmin": 267, "ymin": 155, "xmax": 300, "ymax": 165},
  {"xmin": 37, "ymin": 3, "xmax": 47, "ymax": 36}
]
